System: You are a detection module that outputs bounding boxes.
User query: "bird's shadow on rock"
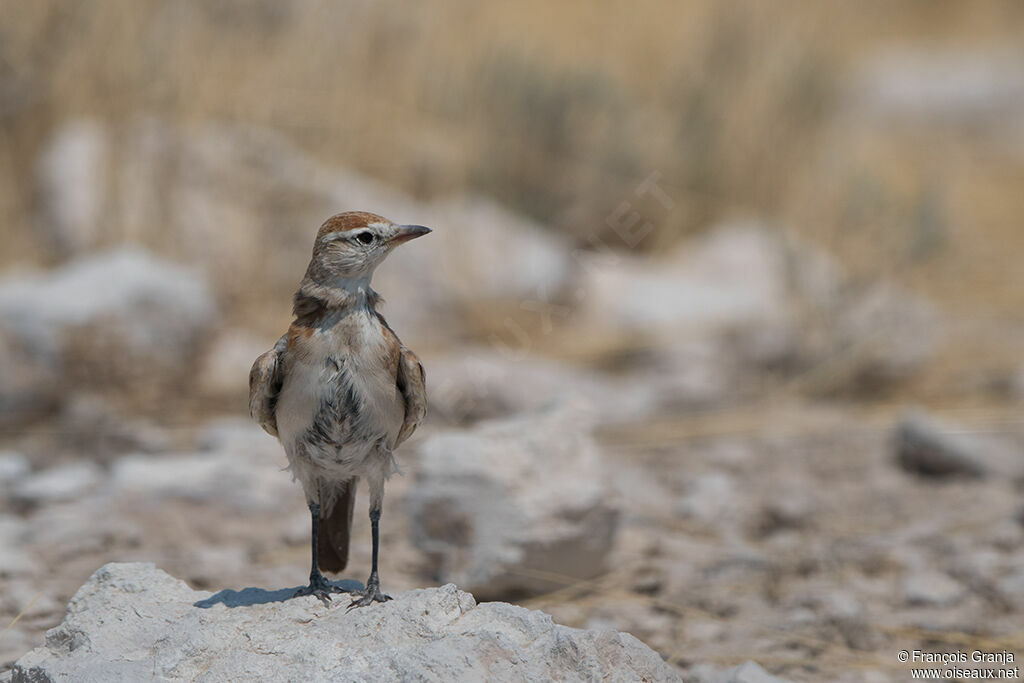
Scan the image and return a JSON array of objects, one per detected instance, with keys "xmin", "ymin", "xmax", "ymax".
[{"xmin": 194, "ymin": 579, "xmax": 364, "ymax": 608}]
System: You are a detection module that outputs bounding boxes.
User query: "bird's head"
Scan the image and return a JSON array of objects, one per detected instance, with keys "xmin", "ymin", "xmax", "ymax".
[{"xmin": 305, "ymin": 211, "xmax": 431, "ymax": 288}]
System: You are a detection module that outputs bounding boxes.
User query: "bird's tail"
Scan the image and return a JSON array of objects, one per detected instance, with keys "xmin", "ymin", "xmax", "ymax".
[{"xmin": 317, "ymin": 478, "xmax": 357, "ymax": 574}]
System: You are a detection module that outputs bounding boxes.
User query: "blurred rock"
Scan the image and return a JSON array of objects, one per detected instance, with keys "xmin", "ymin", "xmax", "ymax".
[
  {"xmin": 195, "ymin": 417, "xmax": 281, "ymax": 455},
  {"xmin": 12, "ymin": 563, "xmax": 679, "ymax": 683},
  {"xmin": 893, "ymin": 411, "xmax": 1023, "ymax": 479},
  {"xmin": 111, "ymin": 423, "xmax": 289, "ymax": 511},
  {"xmin": 0, "ymin": 330, "xmax": 59, "ymax": 429},
  {"xmin": 406, "ymin": 404, "xmax": 620, "ymax": 599},
  {"xmin": 902, "ymin": 569, "xmax": 965, "ymax": 607},
  {"xmin": 811, "ymin": 282, "xmax": 940, "ymax": 395},
  {"xmin": 0, "ymin": 451, "xmax": 30, "ymax": 486},
  {"xmin": 35, "ymin": 119, "xmax": 110, "ymax": 256},
  {"xmin": 0, "ymin": 581, "xmax": 63, "ymax": 625},
  {"xmin": 426, "ymin": 348, "xmax": 659, "ymax": 425},
  {"xmin": 27, "ymin": 498, "xmax": 136, "ymax": 561},
  {"xmin": 197, "ymin": 328, "xmax": 273, "ymax": 398},
  {"xmin": 51, "ymin": 395, "xmax": 170, "ymax": 462},
  {"xmin": 751, "ymin": 495, "xmax": 813, "ymax": 538},
  {"xmin": 675, "ymin": 472, "xmax": 737, "ymax": 524},
  {"xmin": 429, "ymin": 340, "xmax": 735, "ymax": 430},
  {"xmin": 0, "ymin": 247, "xmax": 216, "ymax": 399},
  {"xmin": 12, "ymin": 462, "xmax": 103, "ymax": 507},
  {"xmin": 578, "ymin": 222, "xmax": 788, "ymax": 334},
  {"xmin": 428, "ymin": 350, "xmax": 602, "ymax": 422},
  {"xmin": 578, "ymin": 221, "xmax": 940, "ymax": 397},
  {"xmin": 738, "ymin": 237, "xmax": 941, "ymax": 395},
  {"xmin": 689, "ymin": 661, "xmax": 793, "ymax": 683},
  {"xmin": 377, "ymin": 196, "xmax": 574, "ymax": 339},
  {"xmin": 626, "ymin": 335, "xmax": 739, "ymax": 412},
  {"xmin": 997, "ymin": 565, "xmax": 1024, "ymax": 600},
  {"xmin": 187, "ymin": 545, "xmax": 250, "ymax": 589},
  {"xmin": 851, "ymin": 51, "xmax": 1024, "ymax": 123},
  {"xmin": 0, "ymin": 516, "xmax": 37, "ymax": 578}
]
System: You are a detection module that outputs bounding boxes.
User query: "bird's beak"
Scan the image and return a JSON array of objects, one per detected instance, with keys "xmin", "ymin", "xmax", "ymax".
[{"xmin": 389, "ymin": 224, "xmax": 432, "ymax": 245}]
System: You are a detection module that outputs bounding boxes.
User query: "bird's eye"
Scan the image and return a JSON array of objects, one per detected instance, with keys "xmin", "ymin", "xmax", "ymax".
[{"xmin": 356, "ymin": 231, "xmax": 375, "ymax": 245}]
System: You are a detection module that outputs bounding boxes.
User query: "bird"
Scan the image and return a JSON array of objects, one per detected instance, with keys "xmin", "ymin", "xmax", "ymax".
[{"xmin": 249, "ymin": 211, "xmax": 429, "ymax": 608}]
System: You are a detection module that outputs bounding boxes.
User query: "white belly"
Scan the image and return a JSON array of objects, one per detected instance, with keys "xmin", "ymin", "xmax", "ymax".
[{"xmin": 276, "ymin": 311, "xmax": 404, "ymax": 479}]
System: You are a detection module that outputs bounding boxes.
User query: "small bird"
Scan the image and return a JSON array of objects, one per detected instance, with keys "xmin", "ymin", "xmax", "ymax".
[{"xmin": 249, "ymin": 211, "xmax": 429, "ymax": 608}]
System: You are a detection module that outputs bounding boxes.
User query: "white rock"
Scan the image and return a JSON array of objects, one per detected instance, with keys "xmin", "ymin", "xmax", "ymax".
[
  {"xmin": 194, "ymin": 416, "xmax": 281, "ymax": 456},
  {"xmin": 0, "ymin": 451, "xmax": 30, "ymax": 485},
  {"xmin": 893, "ymin": 411, "xmax": 1023, "ymax": 479},
  {"xmin": 997, "ymin": 565, "xmax": 1024, "ymax": 599},
  {"xmin": 851, "ymin": 50, "xmax": 1024, "ymax": 122},
  {"xmin": 0, "ymin": 248, "xmax": 216, "ymax": 380},
  {"xmin": 578, "ymin": 221, "xmax": 940, "ymax": 396},
  {"xmin": 406, "ymin": 404, "xmax": 620, "ymax": 598},
  {"xmin": 12, "ymin": 462, "xmax": 103, "ymax": 506},
  {"xmin": 12, "ymin": 562, "xmax": 679, "ymax": 682},
  {"xmin": 111, "ymin": 425, "xmax": 289, "ymax": 511},
  {"xmin": 902, "ymin": 569, "xmax": 965, "ymax": 607},
  {"xmin": 197, "ymin": 328, "xmax": 274, "ymax": 397},
  {"xmin": 579, "ymin": 222, "xmax": 788, "ymax": 334},
  {"xmin": 0, "ymin": 516, "xmax": 37, "ymax": 577},
  {"xmin": 426, "ymin": 348, "xmax": 658, "ymax": 425},
  {"xmin": 187, "ymin": 545, "xmax": 251, "ymax": 588},
  {"xmin": 26, "ymin": 499, "xmax": 136, "ymax": 561},
  {"xmin": 675, "ymin": 472, "xmax": 737, "ymax": 524},
  {"xmin": 111, "ymin": 452, "xmax": 287, "ymax": 511}
]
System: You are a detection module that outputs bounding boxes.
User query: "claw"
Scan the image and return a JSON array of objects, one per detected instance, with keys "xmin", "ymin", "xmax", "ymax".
[
  {"xmin": 293, "ymin": 573, "xmax": 347, "ymax": 606},
  {"xmin": 346, "ymin": 587, "xmax": 392, "ymax": 611}
]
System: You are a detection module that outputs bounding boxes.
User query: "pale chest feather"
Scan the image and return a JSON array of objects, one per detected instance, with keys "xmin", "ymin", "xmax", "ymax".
[{"xmin": 275, "ymin": 310, "xmax": 404, "ymax": 466}]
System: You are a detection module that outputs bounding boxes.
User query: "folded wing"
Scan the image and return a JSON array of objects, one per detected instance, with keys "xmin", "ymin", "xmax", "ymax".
[
  {"xmin": 395, "ymin": 346, "xmax": 426, "ymax": 447},
  {"xmin": 249, "ymin": 334, "xmax": 288, "ymax": 437}
]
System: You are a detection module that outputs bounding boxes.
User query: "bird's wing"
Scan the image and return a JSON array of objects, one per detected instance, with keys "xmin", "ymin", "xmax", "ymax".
[
  {"xmin": 395, "ymin": 345, "xmax": 427, "ymax": 447},
  {"xmin": 249, "ymin": 334, "xmax": 288, "ymax": 437}
]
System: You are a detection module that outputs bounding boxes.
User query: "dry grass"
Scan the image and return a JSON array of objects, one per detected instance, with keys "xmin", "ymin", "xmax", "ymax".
[{"xmin": 1, "ymin": 0, "xmax": 1023, "ymax": 392}]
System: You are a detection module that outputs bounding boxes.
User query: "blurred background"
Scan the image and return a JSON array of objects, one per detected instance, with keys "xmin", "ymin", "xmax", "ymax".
[{"xmin": 2, "ymin": 1, "xmax": 1024, "ymax": 680}]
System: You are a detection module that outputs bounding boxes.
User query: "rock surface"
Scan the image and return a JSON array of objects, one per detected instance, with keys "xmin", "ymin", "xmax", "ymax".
[
  {"xmin": 11, "ymin": 462, "xmax": 103, "ymax": 507},
  {"xmin": 11, "ymin": 562, "xmax": 679, "ymax": 683},
  {"xmin": 893, "ymin": 411, "xmax": 1023, "ymax": 479},
  {"xmin": 0, "ymin": 247, "xmax": 216, "ymax": 398},
  {"xmin": 405, "ymin": 404, "xmax": 620, "ymax": 598},
  {"xmin": 578, "ymin": 222, "xmax": 788, "ymax": 334}
]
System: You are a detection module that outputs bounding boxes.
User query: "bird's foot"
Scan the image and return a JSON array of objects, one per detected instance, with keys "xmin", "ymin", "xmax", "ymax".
[
  {"xmin": 346, "ymin": 580, "xmax": 391, "ymax": 610},
  {"xmin": 293, "ymin": 572, "xmax": 347, "ymax": 606}
]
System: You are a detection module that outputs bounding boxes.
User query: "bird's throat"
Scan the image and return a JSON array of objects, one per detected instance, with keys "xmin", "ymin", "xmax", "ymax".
[{"xmin": 294, "ymin": 277, "xmax": 380, "ymax": 322}]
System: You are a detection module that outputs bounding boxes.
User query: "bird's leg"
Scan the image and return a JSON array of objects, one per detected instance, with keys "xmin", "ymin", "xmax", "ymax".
[
  {"xmin": 293, "ymin": 501, "xmax": 342, "ymax": 605},
  {"xmin": 347, "ymin": 507, "xmax": 392, "ymax": 609}
]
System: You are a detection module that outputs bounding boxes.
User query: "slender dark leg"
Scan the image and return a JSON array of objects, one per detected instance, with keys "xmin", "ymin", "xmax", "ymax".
[
  {"xmin": 347, "ymin": 507, "xmax": 392, "ymax": 609},
  {"xmin": 293, "ymin": 502, "xmax": 341, "ymax": 605}
]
